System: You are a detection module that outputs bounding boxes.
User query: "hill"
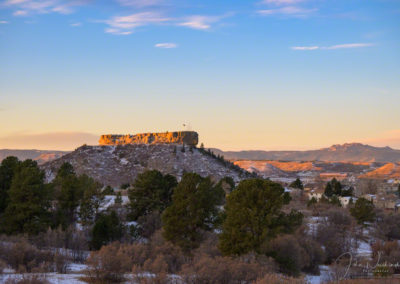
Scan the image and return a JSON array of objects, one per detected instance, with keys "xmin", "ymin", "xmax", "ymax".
[
  {"xmin": 212, "ymin": 143, "xmax": 400, "ymax": 163},
  {"xmin": 0, "ymin": 149, "xmax": 69, "ymax": 164},
  {"xmin": 41, "ymin": 144, "xmax": 250, "ymax": 187},
  {"xmin": 359, "ymin": 162, "xmax": 400, "ymax": 179}
]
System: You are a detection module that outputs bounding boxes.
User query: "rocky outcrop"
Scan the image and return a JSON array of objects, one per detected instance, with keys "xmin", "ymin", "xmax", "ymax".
[
  {"xmin": 99, "ymin": 131, "xmax": 198, "ymax": 146},
  {"xmin": 42, "ymin": 144, "xmax": 249, "ymax": 187}
]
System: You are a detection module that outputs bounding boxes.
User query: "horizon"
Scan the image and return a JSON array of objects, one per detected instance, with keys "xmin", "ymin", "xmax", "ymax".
[
  {"xmin": 1, "ymin": 0, "xmax": 399, "ymax": 151},
  {"xmin": 0, "ymin": 137, "xmax": 399, "ymax": 152}
]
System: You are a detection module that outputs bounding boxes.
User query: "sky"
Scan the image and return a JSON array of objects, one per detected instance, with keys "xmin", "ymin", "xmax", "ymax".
[{"xmin": 0, "ymin": 0, "xmax": 399, "ymax": 151}]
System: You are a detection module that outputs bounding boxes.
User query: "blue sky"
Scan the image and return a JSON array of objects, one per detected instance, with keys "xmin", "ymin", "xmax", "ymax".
[{"xmin": 0, "ymin": 0, "xmax": 399, "ymax": 150}]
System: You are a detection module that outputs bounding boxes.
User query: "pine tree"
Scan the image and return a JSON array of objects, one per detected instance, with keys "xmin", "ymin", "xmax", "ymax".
[
  {"xmin": 0, "ymin": 156, "xmax": 20, "ymax": 214},
  {"xmin": 115, "ymin": 192, "xmax": 123, "ymax": 205},
  {"xmin": 90, "ymin": 210, "xmax": 124, "ymax": 250},
  {"xmin": 324, "ymin": 182, "xmax": 334, "ymax": 197},
  {"xmin": 350, "ymin": 197, "xmax": 375, "ymax": 225},
  {"xmin": 128, "ymin": 170, "xmax": 177, "ymax": 220},
  {"xmin": 78, "ymin": 174, "xmax": 103, "ymax": 226},
  {"xmin": 289, "ymin": 178, "xmax": 304, "ymax": 190},
  {"xmin": 162, "ymin": 173, "xmax": 224, "ymax": 252},
  {"xmin": 2, "ymin": 160, "xmax": 52, "ymax": 234},
  {"xmin": 218, "ymin": 179, "xmax": 302, "ymax": 256},
  {"xmin": 53, "ymin": 163, "xmax": 83, "ymax": 229}
]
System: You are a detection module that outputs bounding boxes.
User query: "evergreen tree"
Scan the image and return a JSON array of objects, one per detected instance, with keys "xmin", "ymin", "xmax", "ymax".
[
  {"xmin": 341, "ymin": 186, "xmax": 354, "ymax": 197},
  {"xmin": 350, "ymin": 197, "xmax": 376, "ymax": 225},
  {"xmin": 331, "ymin": 178, "xmax": 342, "ymax": 196},
  {"xmin": 162, "ymin": 173, "xmax": 224, "ymax": 252},
  {"xmin": 324, "ymin": 182, "xmax": 334, "ymax": 197},
  {"xmin": 53, "ymin": 163, "xmax": 84, "ymax": 229},
  {"xmin": 329, "ymin": 195, "xmax": 342, "ymax": 207},
  {"xmin": 218, "ymin": 179, "xmax": 303, "ymax": 256},
  {"xmin": 2, "ymin": 160, "xmax": 52, "ymax": 234},
  {"xmin": 128, "ymin": 170, "xmax": 177, "ymax": 220},
  {"xmin": 78, "ymin": 174, "xmax": 103, "ymax": 226},
  {"xmin": 217, "ymin": 176, "xmax": 235, "ymax": 195},
  {"xmin": 90, "ymin": 210, "xmax": 124, "ymax": 250},
  {"xmin": 0, "ymin": 156, "xmax": 20, "ymax": 214},
  {"xmin": 289, "ymin": 178, "xmax": 304, "ymax": 190},
  {"xmin": 307, "ymin": 197, "xmax": 318, "ymax": 208},
  {"xmin": 102, "ymin": 185, "xmax": 114, "ymax": 195},
  {"xmin": 115, "ymin": 192, "xmax": 123, "ymax": 205}
]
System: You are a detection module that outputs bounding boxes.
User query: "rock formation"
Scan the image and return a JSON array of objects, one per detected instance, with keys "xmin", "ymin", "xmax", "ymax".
[
  {"xmin": 42, "ymin": 144, "xmax": 249, "ymax": 187},
  {"xmin": 99, "ymin": 131, "xmax": 198, "ymax": 146}
]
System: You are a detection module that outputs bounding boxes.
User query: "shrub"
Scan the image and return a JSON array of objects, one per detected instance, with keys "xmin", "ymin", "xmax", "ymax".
[
  {"xmin": 86, "ymin": 242, "xmax": 132, "ymax": 283},
  {"xmin": 2, "ymin": 238, "xmax": 53, "ymax": 273},
  {"xmin": 316, "ymin": 208, "xmax": 355, "ymax": 263},
  {"xmin": 266, "ymin": 235, "xmax": 304, "ymax": 276},
  {"xmin": 253, "ymin": 274, "xmax": 306, "ymax": 284},
  {"xmin": 5, "ymin": 275, "xmax": 50, "ymax": 284},
  {"xmin": 0, "ymin": 259, "xmax": 7, "ymax": 274},
  {"xmin": 179, "ymin": 254, "xmax": 274, "ymax": 284}
]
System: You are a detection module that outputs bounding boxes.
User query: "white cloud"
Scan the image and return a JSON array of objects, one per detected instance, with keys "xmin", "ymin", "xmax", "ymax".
[
  {"xmin": 324, "ymin": 43, "xmax": 374, "ymax": 49},
  {"xmin": 105, "ymin": 28, "xmax": 132, "ymax": 35},
  {"xmin": 178, "ymin": 15, "xmax": 226, "ymax": 30},
  {"xmin": 104, "ymin": 12, "xmax": 170, "ymax": 35},
  {"xmin": 116, "ymin": 0, "xmax": 164, "ymax": 7},
  {"xmin": 0, "ymin": 20, "xmax": 8, "ymax": 24},
  {"xmin": 258, "ymin": 6, "xmax": 317, "ymax": 17},
  {"xmin": 13, "ymin": 10, "xmax": 28, "ymax": 16},
  {"xmin": 261, "ymin": 0, "xmax": 305, "ymax": 5},
  {"xmin": 292, "ymin": 46, "xmax": 319, "ymax": 50},
  {"xmin": 292, "ymin": 43, "xmax": 374, "ymax": 50},
  {"xmin": 5, "ymin": 0, "xmax": 88, "ymax": 16},
  {"xmin": 155, "ymin": 42, "xmax": 177, "ymax": 48},
  {"xmin": 70, "ymin": 22, "xmax": 81, "ymax": 27}
]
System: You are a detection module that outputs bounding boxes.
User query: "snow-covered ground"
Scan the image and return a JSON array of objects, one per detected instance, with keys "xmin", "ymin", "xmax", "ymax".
[
  {"xmin": 306, "ymin": 265, "xmax": 332, "ymax": 284},
  {"xmin": 0, "ymin": 273, "xmax": 86, "ymax": 284}
]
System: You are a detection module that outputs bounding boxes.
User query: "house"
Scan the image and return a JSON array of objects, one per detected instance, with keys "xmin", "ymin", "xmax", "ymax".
[{"xmin": 339, "ymin": 196, "xmax": 357, "ymax": 208}]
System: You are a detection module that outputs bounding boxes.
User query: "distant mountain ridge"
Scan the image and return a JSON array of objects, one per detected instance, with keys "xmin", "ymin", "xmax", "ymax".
[
  {"xmin": 211, "ymin": 143, "xmax": 400, "ymax": 163},
  {"xmin": 0, "ymin": 149, "xmax": 69, "ymax": 164},
  {"xmin": 2, "ymin": 143, "xmax": 400, "ymax": 165}
]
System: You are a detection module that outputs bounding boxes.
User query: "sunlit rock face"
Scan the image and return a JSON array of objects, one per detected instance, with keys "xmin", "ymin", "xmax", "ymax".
[{"xmin": 99, "ymin": 131, "xmax": 199, "ymax": 146}]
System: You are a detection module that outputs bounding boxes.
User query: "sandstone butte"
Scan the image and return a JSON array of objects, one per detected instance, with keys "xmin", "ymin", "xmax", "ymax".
[{"xmin": 99, "ymin": 131, "xmax": 199, "ymax": 146}]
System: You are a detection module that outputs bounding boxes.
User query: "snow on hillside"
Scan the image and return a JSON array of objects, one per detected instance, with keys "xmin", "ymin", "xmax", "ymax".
[{"xmin": 42, "ymin": 144, "xmax": 248, "ymax": 187}]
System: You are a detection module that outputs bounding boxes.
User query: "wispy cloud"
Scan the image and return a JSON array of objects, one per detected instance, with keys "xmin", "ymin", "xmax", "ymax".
[
  {"xmin": 70, "ymin": 22, "xmax": 81, "ymax": 27},
  {"xmin": 324, "ymin": 43, "xmax": 374, "ymax": 50},
  {"xmin": 155, "ymin": 42, "xmax": 177, "ymax": 48},
  {"xmin": 5, "ymin": 0, "xmax": 89, "ymax": 16},
  {"xmin": 292, "ymin": 43, "xmax": 374, "ymax": 50},
  {"xmin": 258, "ymin": 6, "xmax": 317, "ymax": 17},
  {"xmin": 363, "ymin": 129, "xmax": 400, "ymax": 149},
  {"xmin": 178, "ymin": 14, "xmax": 229, "ymax": 30},
  {"xmin": 0, "ymin": 131, "xmax": 99, "ymax": 150},
  {"xmin": 0, "ymin": 20, "xmax": 8, "ymax": 24},
  {"xmin": 116, "ymin": 0, "xmax": 164, "ymax": 7},
  {"xmin": 104, "ymin": 12, "xmax": 170, "ymax": 35},
  {"xmin": 260, "ymin": 0, "xmax": 306, "ymax": 5},
  {"xmin": 13, "ymin": 10, "xmax": 27, "ymax": 16},
  {"xmin": 292, "ymin": 46, "xmax": 319, "ymax": 50}
]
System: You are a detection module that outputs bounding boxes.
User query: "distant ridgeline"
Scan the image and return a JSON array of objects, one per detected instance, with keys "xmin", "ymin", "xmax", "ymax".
[{"xmin": 99, "ymin": 131, "xmax": 199, "ymax": 146}]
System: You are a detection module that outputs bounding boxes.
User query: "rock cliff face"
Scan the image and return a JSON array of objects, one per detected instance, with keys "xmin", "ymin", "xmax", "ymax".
[{"xmin": 99, "ymin": 131, "xmax": 198, "ymax": 146}]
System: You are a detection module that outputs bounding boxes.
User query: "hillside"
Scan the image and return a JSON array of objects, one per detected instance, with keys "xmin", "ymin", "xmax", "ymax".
[
  {"xmin": 0, "ymin": 149, "xmax": 68, "ymax": 164},
  {"xmin": 359, "ymin": 162, "xmax": 400, "ymax": 179},
  {"xmin": 42, "ymin": 144, "xmax": 250, "ymax": 187},
  {"xmin": 212, "ymin": 143, "xmax": 400, "ymax": 163}
]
